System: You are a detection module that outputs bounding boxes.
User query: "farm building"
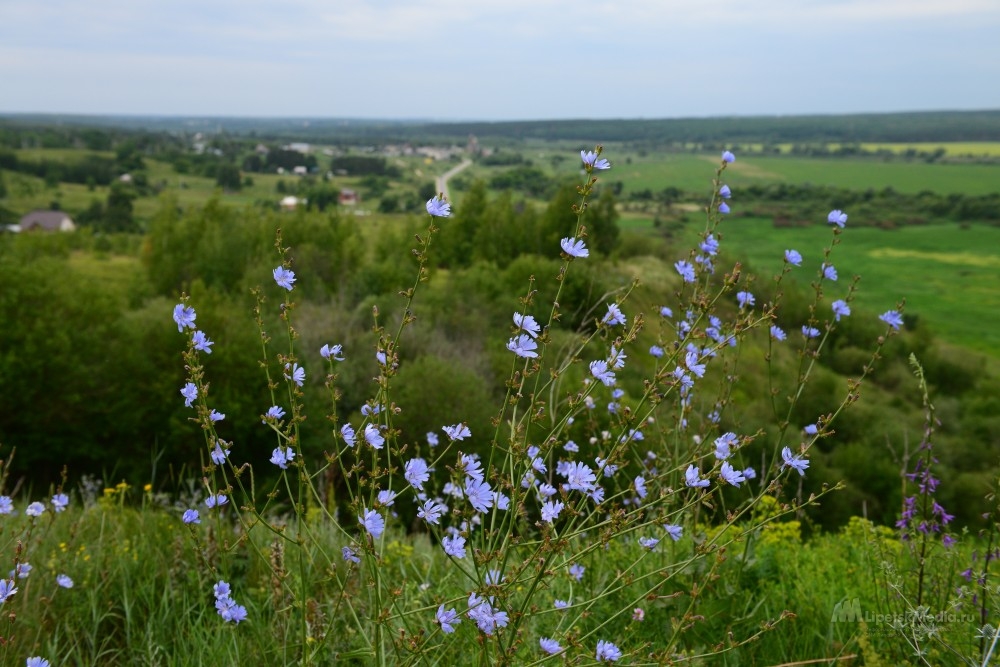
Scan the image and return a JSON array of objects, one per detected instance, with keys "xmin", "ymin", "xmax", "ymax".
[
  {"xmin": 17, "ymin": 210, "xmax": 77, "ymax": 232},
  {"xmin": 280, "ymin": 196, "xmax": 302, "ymax": 211}
]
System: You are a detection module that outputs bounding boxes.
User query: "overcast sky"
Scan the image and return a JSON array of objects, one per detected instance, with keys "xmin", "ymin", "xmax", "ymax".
[{"xmin": 2, "ymin": 0, "xmax": 998, "ymax": 121}]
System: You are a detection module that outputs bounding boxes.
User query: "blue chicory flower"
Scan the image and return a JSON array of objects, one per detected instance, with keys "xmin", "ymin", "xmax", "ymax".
[
  {"xmin": 507, "ymin": 334, "xmax": 538, "ymax": 358},
  {"xmin": 561, "ymin": 237, "xmax": 589, "ymax": 258},
  {"xmin": 596, "ymin": 639, "xmax": 623, "ymax": 662},
  {"xmin": 404, "ymin": 458, "xmax": 430, "ymax": 490},
  {"xmin": 181, "ymin": 382, "xmax": 198, "ymax": 408},
  {"xmin": 273, "ymin": 266, "xmax": 296, "ymax": 291},
  {"xmin": 880, "ymin": 310, "xmax": 904, "ymax": 330},
  {"xmin": 581, "ymin": 150, "xmax": 611, "ymax": 170},
  {"xmin": 832, "ymin": 299, "xmax": 851, "ymax": 321},
  {"xmin": 675, "ymin": 260, "xmax": 696, "ymax": 283},
  {"xmin": 436, "ymin": 605, "xmax": 461, "ymax": 633},
  {"xmin": 359, "ymin": 508, "xmax": 385, "ymax": 539},
  {"xmin": 781, "ymin": 446, "xmax": 810, "ymax": 476},
  {"xmin": 540, "ymin": 637, "xmax": 562, "ymax": 655},
  {"xmin": 426, "ymin": 196, "xmax": 451, "ymax": 217},
  {"xmin": 320, "ymin": 343, "xmax": 345, "ymax": 361},
  {"xmin": 173, "ymin": 304, "xmax": 196, "ymax": 332},
  {"xmin": 270, "ymin": 446, "xmax": 295, "ymax": 469},
  {"xmin": 192, "ymin": 330, "xmax": 214, "ymax": 354}
]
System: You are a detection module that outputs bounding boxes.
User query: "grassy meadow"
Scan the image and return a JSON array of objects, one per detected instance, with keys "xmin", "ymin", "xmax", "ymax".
[
  {"xmin": 616, "ymin": 211, "xmax": 1000, "ymax": 359},
  {"xmin": 1, "ymin": 494, "xmax": 977, "ymax": 666},
  {"xmin": 698, "ymin": 218, "xmax": 1000, "ymax": 358}
]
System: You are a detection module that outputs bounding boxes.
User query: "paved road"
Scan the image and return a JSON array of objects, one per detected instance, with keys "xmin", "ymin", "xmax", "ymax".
[{"xmin": 435, "ymin": 159, "xmax": 472, "ymax": 202}]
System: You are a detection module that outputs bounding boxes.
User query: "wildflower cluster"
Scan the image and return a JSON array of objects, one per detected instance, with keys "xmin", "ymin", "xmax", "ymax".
[
  {"xmin": 214, "ymin": 580, "xmax": 248, "ymax": 624},
  {"xmin": 896, "ymin": 357, "xmax": 955, "ymax": 549},
  {"xmin": 863, "ymin": 356, "xmax": 992, "ymax": 664},
  {"xmin": 0, "ymin": 456, "xmax": 76, "ymax": 665},
  {"xmin": 167, "ymin": 146, "xmax": 903, "ymax": 664}
]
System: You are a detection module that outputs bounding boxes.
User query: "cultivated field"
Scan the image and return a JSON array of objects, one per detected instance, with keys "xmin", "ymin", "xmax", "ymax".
[
  {"xmin": 707, "ymin": 218, "xmax": 1000, "ymax": 358},
  {"xmin": 609, "ymin": 153, "xmax": 1000, "ymax": 197}
]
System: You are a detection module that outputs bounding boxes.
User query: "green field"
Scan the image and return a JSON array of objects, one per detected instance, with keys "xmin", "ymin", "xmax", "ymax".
[
  {"xmin": 732, "ymin": 156, "xmax": 1000, "ymax": 195},
  {"xmin": 857, "ymin": 142, "xmax": 1000, "ymax": 157},
  {"xmin": 761, "ymin": 142, "xmax": 1000, "ymax": 157},
  {"xmin": 13, "ymin": 147, "xmax": 116, "ymax": 162},
  {"xmin": 592, "ymin": 153, "xmax": 726, "ymax": 195},
  {"xmin": 703, "ymin": 218, "xmax": 1000, "ymax": 357},
  {"xmin": 608, "ymin": 154, "xmax": 1000, "ymax": 197}
]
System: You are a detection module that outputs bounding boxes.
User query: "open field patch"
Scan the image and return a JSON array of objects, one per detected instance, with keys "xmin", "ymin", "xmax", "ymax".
[
  {"xmin": 734, "ymin": 156, "xmax": 1000, "ymax": 196},
  {"xmin": 546, "ymin": 151, "xmax": 1000, "ymax": 198},
  {"xmin": 703, "ymin": 218, "xmax": 1000, "ymax": 357},
  {"xmin": 869, "ymin": 247, "xmax": 1000, "ymax": 269},
  {"xmin": 856, "ymin": 142, "xmax": 1000, "ymax": 157}
]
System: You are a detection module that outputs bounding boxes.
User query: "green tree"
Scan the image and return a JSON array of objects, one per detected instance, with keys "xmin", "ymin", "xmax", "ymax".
[
  {"xmin": 215, "ymin": 163, "xmax": 242, "ymax": 191},
  {"xmin": 437, "ymin": 180, "xmax": 487, "ymax": 268},
  {"xmin": 115, "ymin": 140, "xmax": 145, "ymax": 171},
  {"xmin": 538, "ymin": 184, "xmax": 618, "ymax": 256},
  {"xmin": 418, "ymin": 181, "xmax": 437, "ymax": 201},
  {"xmin": 587, "ymin": 188, "xmax": 621, "ymax": 255},
  {"xmin": 539, "ymin": 183, "xmax": 578, "ymax": 253},
  {"xmin": 378, "ymin": 196, "xmax": 399, "ymax": 214},
  {"xmin": 0, "ymin": 251, "xmax": 130, "ymax": 477},
  {"xmin": 392, "ymin": 355, "xmax": 495, "ymax": 459},
  {"xmin": 304, "ymin": 183, "xmax": 339, "ymax": 212},
  {"xmin": 76, "ymin": 199, "xmax": 105, "ymax": 227},
  {"xmin": 242, "ymin": 154, "xmax": 264, "ymax": 173},
  {"xmin": 359, "ymin": 175, "xmax": 389, "ymax": 198},
  {"xmin": 103, "ymin": 182, "xmax": 138, "ymax": 233},
  {"xmin": 472, "ymin": 190, "xmax": 530, "ymax": 268}
]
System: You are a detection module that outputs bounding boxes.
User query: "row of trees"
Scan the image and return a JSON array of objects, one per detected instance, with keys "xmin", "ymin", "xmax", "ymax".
[
  {"xmin": 738, "ymin": 183, "xmax": 1000, "ymax": 224},
  {"xmin": 0, "ymin": 147, "xmax": 142, "ymax": 188},
  {"xmin": 411, "ymin": 110, "xmax": 1000, "ymax": 145},
  {"xmin": 619, "ymin": 181, "xmax": 1000, "ymax": 226}
]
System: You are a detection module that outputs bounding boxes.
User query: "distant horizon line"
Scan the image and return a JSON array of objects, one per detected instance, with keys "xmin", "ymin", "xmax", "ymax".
[{"xmin": 2, "ymin": 108, "xmax": 999, "ymax": 125}]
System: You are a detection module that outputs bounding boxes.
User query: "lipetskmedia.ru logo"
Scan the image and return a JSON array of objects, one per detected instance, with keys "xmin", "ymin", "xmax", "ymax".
[{"xmin": 831, "ymin": 598, "xmax": 976, "ymax": 627}]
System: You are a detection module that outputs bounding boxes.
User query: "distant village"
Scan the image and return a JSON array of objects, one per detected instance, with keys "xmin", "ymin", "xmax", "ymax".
[{"xmin": 4, "ymin": 134, "xmax": 484, "ymax": 232}]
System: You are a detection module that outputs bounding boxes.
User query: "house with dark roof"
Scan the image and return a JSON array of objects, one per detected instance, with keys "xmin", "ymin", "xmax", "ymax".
[{"xmin": 18, "ymin": 210, "xmax": 77, "ymax": 232}]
